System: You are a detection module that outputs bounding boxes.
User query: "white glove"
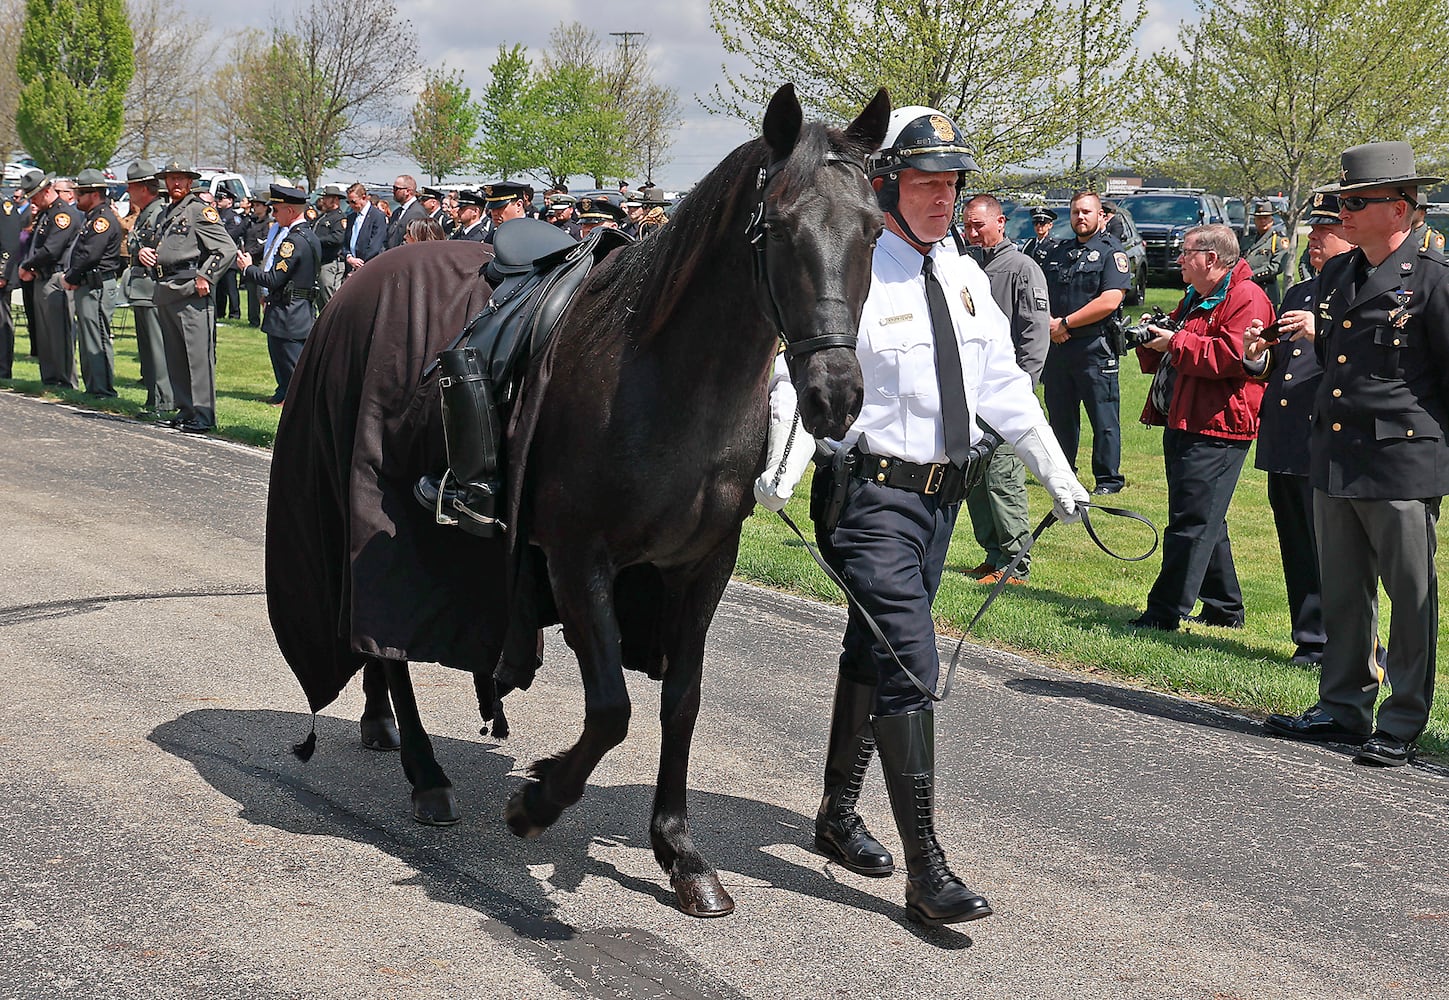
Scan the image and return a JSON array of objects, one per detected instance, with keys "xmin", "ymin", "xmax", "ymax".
[
  {"xmin": 1013, "ymin": 425, "xmax": 1090, "ymax": 524},
  {"xmin": 754, "ymin": 406, "xmax": 815, "ymax": 512}
]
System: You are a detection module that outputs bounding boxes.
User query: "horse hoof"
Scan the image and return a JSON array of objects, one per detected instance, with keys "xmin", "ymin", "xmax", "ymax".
[
  {"xmin": 671, "ymin": 871, "xmax": 734, "ymax": 918},
  {"xmin": 503, "ymin": 786, "xmax": 548, "ymax": 839},
  {"xmin": 411, "ymin": 786, "xmax": 461, "ymax": 826},
  {"xmin": 360, "ymin": 716, "xmax": 401, "ymax": 751}
]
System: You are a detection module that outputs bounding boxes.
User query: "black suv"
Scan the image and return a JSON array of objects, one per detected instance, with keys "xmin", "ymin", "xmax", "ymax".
[{"xmin": 1117, "ymin": 190, "xmax": 1230, "ymax": 283}]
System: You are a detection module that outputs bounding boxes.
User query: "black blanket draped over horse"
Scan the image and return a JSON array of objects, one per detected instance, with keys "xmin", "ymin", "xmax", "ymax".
[{"xmin": 266, "ymin": 83, "xmax": 891, "ymax": 918}]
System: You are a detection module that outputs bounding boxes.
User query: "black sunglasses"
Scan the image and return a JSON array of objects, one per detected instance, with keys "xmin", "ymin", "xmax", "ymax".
[{"xmin": 1339, "ymin": 194, "xmax": 1405, "ymax": 212}]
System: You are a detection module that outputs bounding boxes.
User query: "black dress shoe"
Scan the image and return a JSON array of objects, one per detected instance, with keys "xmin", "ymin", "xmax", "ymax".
[
  {"xmin": 179, "ymin": 422, "xmax": 212, "ymax": 434},
  {"xmin": 1185, "ymin": 611, "xmax": 1245, "ymax": 629},
  {"xmin": 1355, "ymin": 732, "xmax": 1414, "ymax": 767},
  {"xmin": 1091, "ymin": 483, "xmax": 1123, "ymax": 495},
  {"xmin": 1128, "ymin": 613, "xmax": 1178, "ymax": 631},
  {"xmin": 1264, "ymin": 705, "xmax": 1370, "ymax": 743}
]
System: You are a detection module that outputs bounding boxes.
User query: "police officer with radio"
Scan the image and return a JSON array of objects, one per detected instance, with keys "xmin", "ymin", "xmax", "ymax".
[
  {"xmin": 757, "ymin": 107, "xmax": 1088, "ymax": 926},
  {"xmin": 1243, "ymin": 200, "xmax": 1293, "ymax": 307},
  {"xmin": 237, "ymin": 185, "xmax": 321, "ymax": 406},
  {"xmin": 1041, "ymin": 192, "xmax": 1132, "ymax": 494},
  {"xmin": 62, "ymin": 169, "xmax": 123, "ymax": 397},
  {"xmin": 123, "ymin": 160, "xmax": 173, "ymax": 415}
]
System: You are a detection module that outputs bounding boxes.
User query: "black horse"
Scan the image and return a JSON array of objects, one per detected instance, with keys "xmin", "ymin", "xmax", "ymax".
[{"xmin": 267, "ymin": 83, "xmax": 889, "ymax": 918}]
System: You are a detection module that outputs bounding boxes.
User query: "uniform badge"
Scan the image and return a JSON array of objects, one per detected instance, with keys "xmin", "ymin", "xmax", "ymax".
[
  {"xmin": 93, "ymin": 216, "xmax": 110, "ymax": 233},
  {"xmin": 1114, "ymin": 251, "xmax": 1128, "ymax": 273},
  {"xmin": 1087, "ymin": 249, "xmax": 1099, "ymax": 262},
  {"xmin": 2, "ymin": 203, "xmax": 10, "ymax": 215},
  {"xmin": 278, "ymin": 241, "xmax": 294, "ymax": 259},
  {"xmin": 929, "ymin": 115, "xmax": 956, "ymax": 141},
  {"xmin": 960, "ymin": 287, "xmax": 975, "ymax": 316},
  {"xmin": 201, "ymin": 206, "xmax": 220, "ymax": 223},
  {"xmin": 55, "ymin": 213, "xmax": 71, "ymax": 229},
  {"xmin": 306, "ymin": 207, "xmax": 318, "ymax": 221}
]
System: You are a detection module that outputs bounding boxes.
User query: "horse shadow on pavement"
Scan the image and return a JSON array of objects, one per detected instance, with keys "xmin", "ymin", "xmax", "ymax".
[{"xmin": 149, "ymin": 707, "xmax": 978, "ymax": 963}]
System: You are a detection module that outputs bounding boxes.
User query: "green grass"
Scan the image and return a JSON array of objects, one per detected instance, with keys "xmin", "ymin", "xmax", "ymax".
[{"xmin": 6, "ymin": 288, "xmax": 1446, "ymax": 757}]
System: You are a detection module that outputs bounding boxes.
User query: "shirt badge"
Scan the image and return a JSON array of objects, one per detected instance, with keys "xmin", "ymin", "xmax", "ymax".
[
  {"xmin": 1087, "ymin": 249, "xmax": 1100, "ymax": 262},
  {"xmin": 960, "ymin": 287, "xmax": 975, "ymax": 316}
]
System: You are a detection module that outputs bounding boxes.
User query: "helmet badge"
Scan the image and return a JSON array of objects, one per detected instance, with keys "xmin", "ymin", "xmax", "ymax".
[{"xmin": 929, "ymin": 115, "xmax": 955, "ymax": 142}]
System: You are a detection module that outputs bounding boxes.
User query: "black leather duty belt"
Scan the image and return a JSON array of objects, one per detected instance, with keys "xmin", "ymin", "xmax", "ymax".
[{"xmin": 852, "ymin": 450, "xmax": 986, "ymax": 504}]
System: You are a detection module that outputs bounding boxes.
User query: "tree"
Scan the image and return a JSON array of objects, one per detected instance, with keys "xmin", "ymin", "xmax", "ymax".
[
  {"xmin": 601, "ymin": 29, "xmax": 681, "ymax": 185},
  {"xmin": 706, "ymin": 0, "xmax": 1144, "ymax": 178},
  {"xmin": 526, "ymin": 57, "xmax": 627, "ymax": 189},
  {"xmin": 1129, "ymin": 0, "xmax": 1449, "ymax": 232},
  {"xmin": 407, "ymin": 66, "xmax": 478, "ymax": 184},
  {"xmin": 0, "ymin": 0, "xmax": 25, "ymax": 157},
  {"xmin": 16, "ymin": 0, "xmax": 134, "ymax": 173},
  {"xmin": 119, "ymin": 0, "xmax": 208, "ymax": 161},
  {"xmin": 232, "ymin": 0, "xmax": 419, "ymax": 189},
  {"xmin": 475, "ymin": 44, "xmax": 537, "ymax": 180},
  {"xmin": 202, "ymin": 29, "xmax": 266, "ymax": 175}
]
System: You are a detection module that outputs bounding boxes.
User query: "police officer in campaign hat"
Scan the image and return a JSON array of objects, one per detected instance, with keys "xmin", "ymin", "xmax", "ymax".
[
  {"xmin": 1021, "ymin": 206, "xmax": 1058, "ymax": 266},
  {"xmin": 1041, "ymin": 191, "xmax": 1132, "ymax": 494},
  {"xmin": 481, "ymin": 181, "xmax": 532, "ymax": 244},
  {"xmin": 312, "ymin": 183, "xmax": 348, "ymax": 310},
  {"xmin": 18, "ymin": 173, "xmax": 80, "ymax": 387},
  {"xmin": 1243, "ymin": 199, "xmax": 1293, "ymax": 307},
  {"xmin": 449, "ymin": 188, "xmax": 490, "ymax": 242},
  {"xmin": 757, "ymin": 106, "xmax": 1088, "ymax": 926},
  {"xmin": 61, "ymin": 168, "xmax": 123, "ymax": 397},
  {"xmin": 123, "ymin": 159, "xmax": 173, "ymax": 415},
  {"xmin": 144, "ymin": 160, "xmax": 236, "ymax": 433},
  {"xmin": 1264, "ymin": 142, "xmax": 1449, "ymax": 766},
  {"xmin": 237, "ymin": 184, "xmax": 321, "ymax": 406}
]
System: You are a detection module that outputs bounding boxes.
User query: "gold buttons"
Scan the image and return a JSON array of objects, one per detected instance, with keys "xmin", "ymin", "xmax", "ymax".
[
  {"xmin": 1407, "ymin": 429, "xmax": 1415, "ymax": 437},
  {"xmin": 1342, "ymin": 320, "xmax": 1352, "ymax": 329},
  {"xmin": 879, "ymin": 458, "xmax": 889, "ymax": 468},
  {"xmin": 1280, "ymin": 398, "xmax": 1288, "ymax": 406},
  {"xmin": 1333, "ymin": 389, "xmax": 1342, "ymax": 397},
  {"xmin": 1337, "ymin": 354, "xmax": 1347, "ymax": 363},
  {"xmin": 1394, "ymin": 338, "xmax": 1401, "ymax": 346},
  {"xmin": 1284, "ymin": 373, "xmax": 1293, "ymax": 381},
  {"xmin": 876, "ymin": 473, "xmax": 886, "ymax": 482},
  {"xmin": 1293, "ymin": 349, "xmax": 1302, "ymax": 356},
  {"xmin": 1332, "ymin": 422, "xmax": 1342, "ymax": 431}
]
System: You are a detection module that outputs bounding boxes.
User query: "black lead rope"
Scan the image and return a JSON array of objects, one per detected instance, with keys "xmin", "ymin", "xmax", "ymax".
[{"xmin": 776, "ymin": 501, "xmax": 1159, "ymax": 704}]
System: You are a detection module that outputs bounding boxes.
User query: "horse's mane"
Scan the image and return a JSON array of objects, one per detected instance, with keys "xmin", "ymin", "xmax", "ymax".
[{"xmin": 578, "ymin": 121, "xmax": 872, "ymax": 347}]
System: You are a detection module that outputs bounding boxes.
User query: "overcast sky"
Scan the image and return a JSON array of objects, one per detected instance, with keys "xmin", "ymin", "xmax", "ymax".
[{"xmin": 186, "ymin": 1, "xmax": 1191, "ymax": 192}]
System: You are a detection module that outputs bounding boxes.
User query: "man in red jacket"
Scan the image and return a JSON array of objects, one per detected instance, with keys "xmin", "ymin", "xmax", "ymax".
[{"xmin": 1129, "ymin": 223, "xmax": 1273, "ymax": 631}]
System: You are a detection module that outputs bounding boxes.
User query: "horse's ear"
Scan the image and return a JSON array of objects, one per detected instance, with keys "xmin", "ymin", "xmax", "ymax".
[
  {"xmin": 762, "ymin": 83, "xmax": 803, "ymax": 161},
  {"xmin": 845, "ymin": 88, "xmax": 891, "ymax": 155}
]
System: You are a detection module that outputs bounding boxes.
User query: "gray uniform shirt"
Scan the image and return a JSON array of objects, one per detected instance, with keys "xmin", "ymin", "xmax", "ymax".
[{"xmin": 976, "ymin": 240, "xmax": 1051, "ymax": 386}]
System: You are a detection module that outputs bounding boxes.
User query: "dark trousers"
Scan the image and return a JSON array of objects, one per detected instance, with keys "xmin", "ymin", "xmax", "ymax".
[
  {"xmin": 0, "ymin": 288, "xmax": 12, "ymax": 378},
  {"xmin": 1315, "ymin": 494, "xmax": 1439, "ymax": 741},
  {"xmin": 214, "ymin": 268, "xmax": 241, "ymax": 318},
  {"xmin": 1267, "ymin": 472, "xmax": 1325, "ymax": 661},
  {"xmin": 1145, "ymin": 429, "xmax": 1250, "ymax": 624},
  {"xmin": 267, "ymin": 335, "xmax": 304, "ymax": 402},
  {"xmin": 1042, "ymin": 336, "xmax": 1123, "ymax": 490},
  {"xmin": 243, "ymin": 278, "xmax": 262, "ymax": 326},
  {"xmin": 22, "ymin": 278, "xmax": 36, "ymax": 357},
  {"xmin": 813, "ymin": 469, "xmax": 955, "ymax": 717}
]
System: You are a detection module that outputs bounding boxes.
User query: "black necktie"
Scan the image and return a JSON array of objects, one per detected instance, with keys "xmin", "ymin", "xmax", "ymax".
[{"xmin": 921, "ymin": 254, "xmax": 972, "ymax": 467}]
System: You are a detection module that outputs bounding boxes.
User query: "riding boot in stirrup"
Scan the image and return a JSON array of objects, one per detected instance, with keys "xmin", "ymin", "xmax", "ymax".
[
  {"xmin": 814, "ymin": 678, "xmax": 894, "ymax": 876},
  {"xmin": 413, "ymin": 348, "xmax": 505, "ymax": 537},
  {"xmin": 873, "ymin": 710, "xmax": 993, "ymax": 925}
]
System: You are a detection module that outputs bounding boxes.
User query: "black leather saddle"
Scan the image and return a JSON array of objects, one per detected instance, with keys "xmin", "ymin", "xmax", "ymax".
[{"xmin": 425, "ymin": 218, "xmax": 633, "ymax": 390}]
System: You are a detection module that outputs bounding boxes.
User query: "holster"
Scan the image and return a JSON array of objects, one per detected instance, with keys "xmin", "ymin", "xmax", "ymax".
[
  {"xmin": 815, "ymin": 447, "xmax": 857, "ymax": 534},
  {"xmin": 438, "ymin": 347, "xmax": 505, "ymax": 537}
]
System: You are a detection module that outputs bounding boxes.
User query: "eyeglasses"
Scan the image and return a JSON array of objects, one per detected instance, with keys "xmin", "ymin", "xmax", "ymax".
[
  {"xmin": 1178, "ymin": 247, "xmax": 1214, "ymax": 258},
  {"xmin": 1338, "ymin": 195, "xmax": 1405, "ymax": 212}
]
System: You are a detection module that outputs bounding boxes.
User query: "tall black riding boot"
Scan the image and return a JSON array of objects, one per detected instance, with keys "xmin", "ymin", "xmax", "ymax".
[
  {"xmin": 873, "ymin": 710, "xmax": 993, "ymax": 925},
  {"xmin": 814, "ymin": 677, "xmax": 894, "ymax": 876},
  {"xmin": 413, "ymin": 348, "xmax": 505, "ymax": 537}
]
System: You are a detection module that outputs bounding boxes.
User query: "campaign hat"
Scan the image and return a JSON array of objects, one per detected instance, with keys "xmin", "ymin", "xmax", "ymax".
[
  {"xmin": 320, "ymin": 183, "xmax": 347, "ymax": 197},
  {"xmin": 1304, "ymin": 190, "xmax": 1342, "ymax": 227},
  {"xmin": 157, "ymin": 160, "xmax": 202, "ymax": 179},
  {"xmin": 74, "ymin": 168, "xmax": 109, "ymax": 191},
  {"xmin": 126, "ymin": 160, "xmax": 158, "ymax": 182},
  {"xmin": 1328, "ymin": 141, "xmax": 1442, "ymax": 194},
  {"xmin": 18, "ymin": 169, "xmax": 49, "ymax": 195},
  {"xmin": 1250, "ymin": 199, "xmax": 1276, "ymax": 217}
]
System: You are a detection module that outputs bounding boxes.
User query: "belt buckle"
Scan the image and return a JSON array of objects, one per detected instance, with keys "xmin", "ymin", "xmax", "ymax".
[{"xmin": 923, "ymin": 463, "xmax": 945, "ymax": 495}]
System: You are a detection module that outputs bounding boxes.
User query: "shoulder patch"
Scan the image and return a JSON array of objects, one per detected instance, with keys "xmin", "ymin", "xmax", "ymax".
[
  {"xmin": 278, "ymin": 241, "xmax": 294, "ymax": 259},
  {"xmin": 305, "ymin": 207, "xmax": 318, "ymax": 221},
  {"xmin": 1114, "ymin": 251, "xmax": 1129, "ymax": 273},
  {"xmin": 93, "ymin": 216, "xmax": 110, "ymax": 233},
  {"xmin": 201, "ymin": 206, "xmax": 220, "ymax": 224},
  {"xmin": 55, "ymin": 212, "xmax": 71, "ymax": 229}
]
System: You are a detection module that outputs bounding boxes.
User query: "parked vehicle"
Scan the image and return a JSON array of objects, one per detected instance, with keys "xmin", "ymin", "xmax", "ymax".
[
  {"xmin": 1004, "ymin": 201, "xmax": 1149, "ymax": 305},
  {"xmin": 196, "ymin": 171, "xmax": 251, "ymax": 203},
  {"xmin": 1117, "ymin": 189, "xmax": 1230, "ymax": 283}
]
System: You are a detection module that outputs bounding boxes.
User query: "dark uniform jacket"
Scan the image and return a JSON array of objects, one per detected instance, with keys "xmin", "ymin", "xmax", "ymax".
[
  {"xmin": 1254, "ymin": 275, "xmax": 1322, "ymax": 476},
  {"xmin": 552, "ymin": 218, "xmax": 582, "ymax": 240},
  {"xmin": 1021, "ymin": 235, "xmax": 1058, "ymax": 268},
  {"xmin": 124, "ymin": 198, "xmax": 165, "ymax": 304},
  {"xmin": 1042, "ymin": 229, "xmax": 1130, "ymax": 342},
  {"xmin": 429, "ymin": 206, "xmax": 456, "ymax": 236},
  {"xmin": 242, "ymin": 213, "xmax": 271, "ymax": 257},
  {"xmin": 1244, "ymin": 228, "xmax": 1293, "ymax": 307},
  {"xmin": 0, "ymin": 198, "xmax": 22, "ymax": 287},
  {"xmin": 244, "ymin": 220, "xmax": 321, "ymax": 342},
  {"xmin": 21, "ymin": 201, "xmax": 79, "ymax": 279},
  {"xmin": 313, "ymin": 207, "xmax": 346, "ymax": 264},
  {"xmin": 154, "ymin": 193, "xmax": 235, "ymax": 305},
  {"xmin": 219, "ymin": 206, "xmax": 248, "ymax": 248},
  {"xmin": 450, "ymin": 221, "xmax": 489, "ymax": 242},
  {"xmin": 1311, "ymin": 236, "xmax": 1449, "ymax": 499},
  {"xmin": 63, "ymin": 203, "xmax": 122, "ymax": 286}
]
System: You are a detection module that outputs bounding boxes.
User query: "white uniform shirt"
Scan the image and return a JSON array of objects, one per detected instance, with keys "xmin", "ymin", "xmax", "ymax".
[{"xmin": 771, "ymin": 230, "xmax": 1050, "ymax": 464}]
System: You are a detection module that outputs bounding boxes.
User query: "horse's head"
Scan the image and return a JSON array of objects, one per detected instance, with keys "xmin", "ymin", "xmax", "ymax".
[{"xmin": 755, "ymin": 84, "xmax": 890, "ymax": 440}]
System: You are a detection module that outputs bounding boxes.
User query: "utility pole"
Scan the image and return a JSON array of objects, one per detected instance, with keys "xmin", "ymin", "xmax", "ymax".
[
  {"xmin": 1075, "ymin": 0, "xmax": 1086, "ymax": 175},
  {"xmin": 609, "ymin": 30, "xmax": 644, "ymax": 65}
]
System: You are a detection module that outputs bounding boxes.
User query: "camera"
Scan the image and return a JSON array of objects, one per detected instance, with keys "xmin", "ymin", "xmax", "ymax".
[{"xmin": 1123, "ymin": 306, "xmax": 1180, "ymax": 348}]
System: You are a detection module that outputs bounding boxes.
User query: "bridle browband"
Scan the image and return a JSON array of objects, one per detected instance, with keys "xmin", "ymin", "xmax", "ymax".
[{"xmin": 745, "ymin": 150, "xmax": 865, "ymax": 365}]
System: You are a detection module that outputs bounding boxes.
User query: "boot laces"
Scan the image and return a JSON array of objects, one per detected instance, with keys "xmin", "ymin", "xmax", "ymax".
[{"xmin": 914, "ymin": 777, "xmax": 959, "ymax": 888}]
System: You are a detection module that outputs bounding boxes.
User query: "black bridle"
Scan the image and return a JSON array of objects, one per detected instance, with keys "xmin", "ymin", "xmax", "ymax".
[{"xmin": 745, "ymin": 151, "xmax": 867, "ymax": 364}]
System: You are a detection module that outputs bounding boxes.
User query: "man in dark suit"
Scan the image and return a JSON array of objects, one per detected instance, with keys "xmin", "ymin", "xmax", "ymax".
[
  {"xmin": 344, "ymin": 182, "xmax": 386, "ymax": 272},
  {"xmin": 1265, "ymin": 142, "xmax": 1449, "ymax": 767},
  {"xmin": 385, "ymin": 174, "xmax": 425, "ymax": 248},
  {"xmin": 448, "ymin": 189, "xmax": 489, "ymax": 241}
]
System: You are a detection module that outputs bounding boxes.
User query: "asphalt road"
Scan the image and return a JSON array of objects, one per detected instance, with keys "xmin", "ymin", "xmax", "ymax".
[{"xmin": 2, "ymin": 390, "xmax": 1447, "ymax": 1000}]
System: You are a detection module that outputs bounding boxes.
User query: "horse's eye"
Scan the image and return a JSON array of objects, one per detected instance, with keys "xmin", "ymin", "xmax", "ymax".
[{"xmin": 764, "ymin": 219, "xmax": 786, "ymax": 240}]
